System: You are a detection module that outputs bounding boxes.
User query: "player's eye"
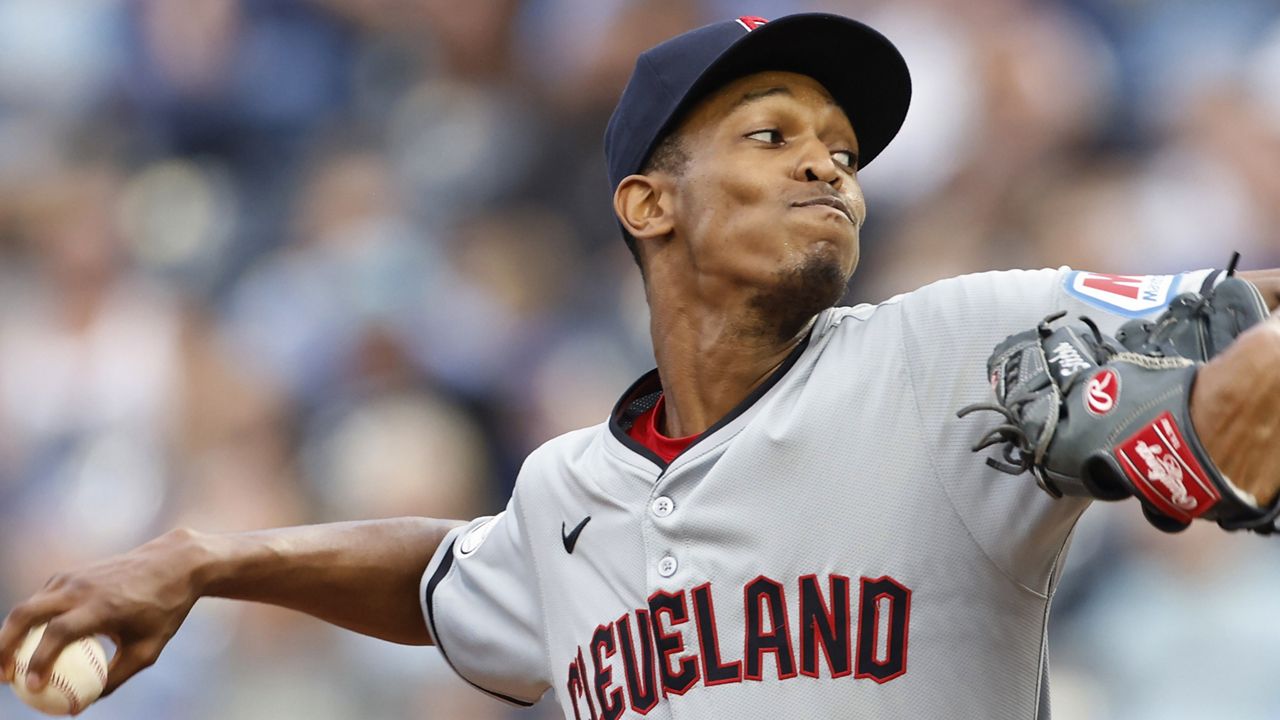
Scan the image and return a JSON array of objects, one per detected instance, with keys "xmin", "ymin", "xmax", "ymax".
[
  {"xmin": 832, "ymin": 150, "xmax": 857, "ymax": 169},
  {"xmin": 745, "ymin": 129, "xmax": 783, "ymax": 144}
]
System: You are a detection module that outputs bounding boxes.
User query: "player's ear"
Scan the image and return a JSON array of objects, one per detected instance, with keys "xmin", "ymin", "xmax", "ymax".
[{"xmin": 614, "ymin": 174, "xmax": 675, "ymax": 242}]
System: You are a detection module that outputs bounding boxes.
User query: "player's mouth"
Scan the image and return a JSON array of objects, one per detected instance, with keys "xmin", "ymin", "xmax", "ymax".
[{"xmin": 793, "ymin": 196, "xmax": 855, "ymax": 224}]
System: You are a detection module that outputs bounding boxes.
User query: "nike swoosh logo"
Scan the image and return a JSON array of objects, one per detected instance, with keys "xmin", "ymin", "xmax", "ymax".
[{"xmin": 562, "ymin": 516, "xmax": 591, "ymax": 554}]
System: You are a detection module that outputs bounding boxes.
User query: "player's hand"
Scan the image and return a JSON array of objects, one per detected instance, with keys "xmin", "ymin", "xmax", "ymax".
[
  {"xmin": 0, "ymin": 528, "xmax": 208, "ymax": 697},
  {"xmin": 1191, "ymin": 314, "xmax": 1280, "ymax": 507}
]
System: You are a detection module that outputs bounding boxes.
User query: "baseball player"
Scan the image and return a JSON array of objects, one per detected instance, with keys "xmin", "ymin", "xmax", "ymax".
[{"xmin": 4, "ymin": 12, "xmax": 1280, "ymax": 720}]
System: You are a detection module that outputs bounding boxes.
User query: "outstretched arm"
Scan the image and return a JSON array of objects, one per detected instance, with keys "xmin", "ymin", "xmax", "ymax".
[
  {"xmin": 961, "ymin": 291, "xmax": 1279, "ymax": 533},
  {"xmin": 1191, "ymin": 313, "xmax": 1280, "ymax": 506},
  {"xmin": 0, "ymin": 517, "xmax": 463, "ymax": 697}
]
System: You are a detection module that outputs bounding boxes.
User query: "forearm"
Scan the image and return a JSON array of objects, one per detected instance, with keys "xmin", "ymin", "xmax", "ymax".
[
  {"xmin": 1191, "ymin": 315, "xmax": 1280, "ymax": 506},
  {"xmin": 194, "ymin": 517, "xmax": 465, "ymax": 646},
  {"xmin": 1238, "ymin": 269, "xmax": 1280, "ymax": 312}
]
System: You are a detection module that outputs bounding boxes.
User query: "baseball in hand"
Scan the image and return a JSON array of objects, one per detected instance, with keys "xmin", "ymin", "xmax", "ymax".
[{"xmin": 10, "ymin": 624, "xmax": 108, "ymax": 716}]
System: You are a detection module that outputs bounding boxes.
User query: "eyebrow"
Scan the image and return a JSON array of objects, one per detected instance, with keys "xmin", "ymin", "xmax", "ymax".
[
  {"xmin": 733, "ymin": 86, "xmax": 791, "ymax": 110},
  {"xmin": 731, "ymin": 85, "xmax": 839, "ymax": 112}
]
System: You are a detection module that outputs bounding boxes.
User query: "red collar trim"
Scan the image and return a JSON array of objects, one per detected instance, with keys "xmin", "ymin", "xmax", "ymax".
[{"xmin": 626, "ymin": 394, "xmax": 698, "ymax": 463}]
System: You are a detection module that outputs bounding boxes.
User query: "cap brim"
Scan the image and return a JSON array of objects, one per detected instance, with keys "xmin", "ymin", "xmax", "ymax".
[{"xmin": 663, "ymin": 13, "xmax": 911, "ymax": 169}]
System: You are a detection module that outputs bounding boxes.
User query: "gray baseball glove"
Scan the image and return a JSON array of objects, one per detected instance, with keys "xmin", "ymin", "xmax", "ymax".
[
  {"xmin": 1115, "ymin": 254, "xmax": 1270, "ymax": 362},
  {"xmin": 958, "ymin": 312, "xmax": 1280, "ymax": 534}
]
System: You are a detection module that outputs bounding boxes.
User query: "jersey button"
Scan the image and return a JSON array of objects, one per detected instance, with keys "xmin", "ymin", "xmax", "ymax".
[
  {"xmin": 658, "ymin": 555, "xmax": 678, "ymax": 578},
  {"xmin": 651, "ymin": 496, "xmax": 675, "ymax": 517}
]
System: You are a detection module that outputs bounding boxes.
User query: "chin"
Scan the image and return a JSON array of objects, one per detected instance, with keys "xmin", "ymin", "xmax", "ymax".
[
  {"xmin": 796, "ymin": 221, "xmax": 859, "ymax": 275},
  {"xmin": 811, "ymin": 232, "xmax": 859, "ymax": 278},
  {"xmin": 747, "ymin": 247, "xmax": 852, "ymax": 343}
]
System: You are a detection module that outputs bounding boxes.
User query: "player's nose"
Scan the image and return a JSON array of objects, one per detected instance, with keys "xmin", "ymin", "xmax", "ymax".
[{"xmin": 794, "ymin": 138, "xmax": 841, "ymax": 187}]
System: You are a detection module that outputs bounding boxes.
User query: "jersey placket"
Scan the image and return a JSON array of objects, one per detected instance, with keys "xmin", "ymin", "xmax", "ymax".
[
  {"xmin": 643, "ymin": 460, "xmax": 695, "ymax": 717},
  {"xmin": 637, "ymin": 420, "xmax": 747, "ymax": 717}
]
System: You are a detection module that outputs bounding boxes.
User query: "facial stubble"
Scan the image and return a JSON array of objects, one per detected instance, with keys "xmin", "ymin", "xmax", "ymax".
[{"xmin": 746, "ymin": 245, "xmax": 850, "ymax": 344}]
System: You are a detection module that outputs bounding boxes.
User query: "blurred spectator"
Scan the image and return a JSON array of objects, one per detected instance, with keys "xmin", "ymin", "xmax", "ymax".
[
  {"xmin": 121, "ymin": 0, "xmax": 354, "ymax": 294},
  {"xmin": 0, "ymin": 166, "xmax": 181, "ymax": 573},
  {"xmin": 1052, "ymin": 517, "xmax": 1280, "ymax": 720},
  {"xmin": 222, "ymin": 148, "xmax": 440, "ymax": 405}
]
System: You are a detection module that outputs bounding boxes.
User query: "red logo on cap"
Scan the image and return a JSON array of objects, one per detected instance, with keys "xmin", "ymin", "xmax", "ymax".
[{"xmin": 736, "ymin": 16, "xmax": 769, "ymax": 31}]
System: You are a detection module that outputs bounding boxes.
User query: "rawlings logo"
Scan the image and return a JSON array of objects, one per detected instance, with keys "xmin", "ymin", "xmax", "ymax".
[
  {"xmin": 1085, "ymin": 369, "xmax": 1119, "ymax": 415},
  {"xmin": 1115, "ymin": 412, "xmax": 1220, "ymax": 522},
  {"xmin": 736, "ymin": 16, "xmax": 769, "ymax": 31},
  {"xmin": 1048, "ymin": 341, "xmax": 1091, "ymax": 377},
  {"xmin": 1133, "ymin": 441, "xmax": 1196, "ymax": 510}
]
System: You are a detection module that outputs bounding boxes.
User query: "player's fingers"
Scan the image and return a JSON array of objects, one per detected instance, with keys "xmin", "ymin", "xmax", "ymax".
[
  {"xmin": 101, "ymin": 639, "xmax": 164, "ymax": 697},
  {"xmin": 23, "ymin": 609, "xmax": 102, "ymax": 692},
  {"xmin": 0, "ymin": 595, "xmax": 69, "ymax": 684}
]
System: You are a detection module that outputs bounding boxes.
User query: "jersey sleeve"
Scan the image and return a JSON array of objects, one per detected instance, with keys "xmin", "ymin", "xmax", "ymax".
[
  {"xmin": 1054, "ymin": 267, "xmax": 1223, "ymax": 334},
  {"xmin": 420, "ymin": 490, "xmax": 549, "ymax": 706},
  {"xmin": 894, "ymin": 266, "xmax": 1218, "ymax": 594}
]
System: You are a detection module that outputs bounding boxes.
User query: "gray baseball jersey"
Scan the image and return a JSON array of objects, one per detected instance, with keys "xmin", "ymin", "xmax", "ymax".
[{"xmin": 421, "ymin": 266, "xmax": 1222, "ymax": 719}]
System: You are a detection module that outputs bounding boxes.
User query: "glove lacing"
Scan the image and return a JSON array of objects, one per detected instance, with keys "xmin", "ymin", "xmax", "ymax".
[{"xmin": 956, "ymin": 313, "xmax": 1114, "ymax": 495}]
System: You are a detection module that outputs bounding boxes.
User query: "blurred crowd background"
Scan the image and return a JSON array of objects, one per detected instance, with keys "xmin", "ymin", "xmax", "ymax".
[{"xmin": 0, "ymin": 0, "xmax": 1278, "ymax": 718}]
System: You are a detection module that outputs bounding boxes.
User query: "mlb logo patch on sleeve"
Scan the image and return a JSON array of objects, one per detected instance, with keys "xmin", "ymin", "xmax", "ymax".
[{"xmin": 1064, "ymin": 271, "xmax": 1182, "ymax": 317}]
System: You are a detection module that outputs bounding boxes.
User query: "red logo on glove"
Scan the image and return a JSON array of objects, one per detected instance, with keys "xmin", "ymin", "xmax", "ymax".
[
  {"xmin": 1114, "ymin": 412, "xmax": 1220, "ymax": 523},
  {"xmin": 736, "ymin": 16, "xmax": 769, "ymax": 31},
  {"xmin": 1085, "ymin": 369, "xmax": 1119, "ymax": 416}
]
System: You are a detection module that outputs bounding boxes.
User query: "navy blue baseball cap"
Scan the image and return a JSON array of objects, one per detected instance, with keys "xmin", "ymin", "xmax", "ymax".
[{"xmin": 605, "ymin": 13, "xmax": 912, "ymax": 191}]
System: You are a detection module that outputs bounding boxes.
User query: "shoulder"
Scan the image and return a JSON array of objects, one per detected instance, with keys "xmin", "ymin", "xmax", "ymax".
[
  {"xmin": 815, "ymin": 268, "xmax": 1070, "ymax": 344},
  {"xmin": 895, "ymin": 266, "xmax": 1222, "ymax": 323},
  {"xmin": 521, "ymin": 423, "xmax": 607, "ymax": 470},
  {"xmin": 897, "ymin": 267, "xmax": 1069, "ymax": 313},
  {"xmin": 814, "ymin": 303, "xmax": 883, "ymax": 334},
  {"xmin": 512, "ymin": 422, "xmax": 613, "ymax": 495},
  {"xmin": 525, "ymin": 423, "xmax": 605, "ymax": 460}
]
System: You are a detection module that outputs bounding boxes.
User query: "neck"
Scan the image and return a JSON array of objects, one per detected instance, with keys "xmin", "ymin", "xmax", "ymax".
[{"xmin": 648, "ymin": 293, "xmax": 814, "ymax": 438}]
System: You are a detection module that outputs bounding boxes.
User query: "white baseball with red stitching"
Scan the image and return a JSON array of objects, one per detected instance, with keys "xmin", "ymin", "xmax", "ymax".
[{"xmin": 10, "ymin": 624, "xmax": 108, "ymax": 716}]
